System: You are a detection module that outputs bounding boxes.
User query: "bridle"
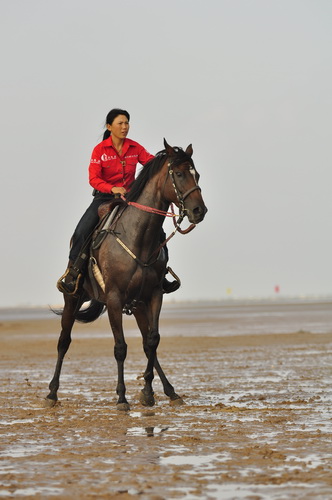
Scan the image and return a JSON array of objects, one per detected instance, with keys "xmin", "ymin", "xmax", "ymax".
[
  {"xmin": 167, "ymin": 159, "xmax": 202, "ymax": 226},
  {"xmin": 122, "ymin": 156, "xmax": 202, "ymax": 232}
]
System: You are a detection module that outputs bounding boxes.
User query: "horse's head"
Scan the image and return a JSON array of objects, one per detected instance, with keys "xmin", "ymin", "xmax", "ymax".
[{"xmin": 163, "ymin": 139, "xmax": 207, "ymax": 225}]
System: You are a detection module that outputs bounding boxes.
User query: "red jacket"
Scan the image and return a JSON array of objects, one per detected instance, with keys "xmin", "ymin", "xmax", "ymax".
[{"xmin": 89, "ymin": 137, "xmax": 154, "ymax": 193}]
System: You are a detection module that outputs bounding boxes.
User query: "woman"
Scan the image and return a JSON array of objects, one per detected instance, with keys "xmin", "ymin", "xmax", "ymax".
[{"xmin": 57, "ymin": 108, "xmax": 180, "ymax": 296}]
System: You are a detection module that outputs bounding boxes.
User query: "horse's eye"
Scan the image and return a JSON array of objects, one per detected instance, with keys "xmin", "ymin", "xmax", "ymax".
[{"xmin": 176, "ymin": 171, "xmax": 183, "ymax": 178}]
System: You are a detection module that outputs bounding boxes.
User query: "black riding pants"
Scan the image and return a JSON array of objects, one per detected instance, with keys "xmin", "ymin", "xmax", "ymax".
[{"xmin": 69, "ymin": 193, "xmax": 114, "ymax": 262}]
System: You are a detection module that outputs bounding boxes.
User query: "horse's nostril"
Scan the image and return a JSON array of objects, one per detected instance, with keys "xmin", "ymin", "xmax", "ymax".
[{"xmin": 193, "ymin": 206, "xmax": 203, "ymax": 215}]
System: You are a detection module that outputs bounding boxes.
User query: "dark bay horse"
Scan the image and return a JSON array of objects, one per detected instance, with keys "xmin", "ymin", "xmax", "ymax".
[{"xmin": 46, "ymin": 140, "xmax": 207, "ymax": 410}]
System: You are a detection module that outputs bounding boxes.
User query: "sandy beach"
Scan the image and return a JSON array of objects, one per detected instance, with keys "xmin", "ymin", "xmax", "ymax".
[{"xmin": 0, "ymin": 301, "xmax": 331, "ymax": 499}]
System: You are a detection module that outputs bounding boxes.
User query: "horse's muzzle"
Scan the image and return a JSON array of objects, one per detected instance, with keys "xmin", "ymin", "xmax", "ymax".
[{"xmin": 187, "ymin": 204, "xmax": 208, "ymax": 224}]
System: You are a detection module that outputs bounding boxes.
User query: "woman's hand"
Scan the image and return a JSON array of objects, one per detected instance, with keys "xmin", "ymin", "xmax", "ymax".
[{"xmin": 111, "ymin": 187, "xmax": 127, "ymax": 195}]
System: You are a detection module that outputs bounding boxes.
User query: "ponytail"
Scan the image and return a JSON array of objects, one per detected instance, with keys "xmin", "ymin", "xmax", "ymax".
[{"xmin": 103, "ymin": 129, "xmax": 111, "ymax": 140}]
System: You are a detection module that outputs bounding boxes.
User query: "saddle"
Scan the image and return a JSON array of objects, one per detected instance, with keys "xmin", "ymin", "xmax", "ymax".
[
  {"xmin": 86, "ymin": 198, "xmax": 127, "ymax": 299},
  {"xmin": 97, "ymin": 197, "xmax": 126, "ymax": 219},
  {"xmin": 92, "ymin": 198, "xmax": 127, "ymax": 250}
]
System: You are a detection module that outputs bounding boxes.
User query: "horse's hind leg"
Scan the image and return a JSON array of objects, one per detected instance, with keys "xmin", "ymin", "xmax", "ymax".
[
  {"xmin": 45, "ymin": 296, "xmax": 80, "ymax": 407},
  {"xmin": 134, "ymin": 304, "xmax": 184, "ymax": 406}
]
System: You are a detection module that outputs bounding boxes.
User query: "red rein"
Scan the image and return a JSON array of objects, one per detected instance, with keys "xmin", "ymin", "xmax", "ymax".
[
  {"xmin": 122, "ymin": 197, "xmax": 176, "ymax": 218},
  {"xmin": 120, "ymin": 196, "xmax": 196, "ymax": 235}
]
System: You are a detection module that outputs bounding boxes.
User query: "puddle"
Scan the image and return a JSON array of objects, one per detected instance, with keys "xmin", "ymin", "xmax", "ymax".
[
  {"xmin": 0, "ymin": 487, "xmax": 64, "ymax": 497},
  {"xmin": 206, "ymin": 482, "xmax": 328, "ymax": 500},
  {"xmin": 285, "ymin": 454, "xmax": 331, "ymax": 469},
  {"xmin": 127, "ymin": 426, "xmax": 169, "ymax": 437},
  {"xmin": 0, "ymin": 443, "xmax": 55, "ymax": 458},
  {"xmin": 0, "ymin": 419, "xmax": 35, "ymax": 426},
  {"xmin": 129, "ymin": 411, "xmax": 156, "ymax": 418},
  {"xmin": 161, "ymin": 452, "xmax": 228, "ymax": 470}
]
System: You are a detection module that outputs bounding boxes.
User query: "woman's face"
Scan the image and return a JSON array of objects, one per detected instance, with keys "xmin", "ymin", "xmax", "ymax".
[{"xmin": 107, "ymin": 114, "xmax": 130, "ymax": 140}]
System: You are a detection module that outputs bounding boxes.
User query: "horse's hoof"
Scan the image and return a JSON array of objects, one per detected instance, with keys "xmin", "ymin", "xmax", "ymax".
[
  {"xmin": 170, "ymin": 397, "xmax": 185, "ymax": 406},
  {"xmin": 116, "ymin": 402, "xmax": 130, "ymax": 412},
  {"xmin": 43, "ymin": 397, "xmax": 57, "ymax": 408},
  {"xmin": 139, "ymin": 390, "xmax": 155, "ymax": 407}
]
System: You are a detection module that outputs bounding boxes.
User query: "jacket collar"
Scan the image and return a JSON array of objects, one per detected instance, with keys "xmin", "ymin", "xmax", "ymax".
[{"xmin": 105, "ymin": 136, "xmax": 132, "ymax": 155}]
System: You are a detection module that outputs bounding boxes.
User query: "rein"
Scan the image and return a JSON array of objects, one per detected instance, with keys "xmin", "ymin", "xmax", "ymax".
[{"xmin": 121, "ymin": 197, "xmax": 176, "ymax": 218}]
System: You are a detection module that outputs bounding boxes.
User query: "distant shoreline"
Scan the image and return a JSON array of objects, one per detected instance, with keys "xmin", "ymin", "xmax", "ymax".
[
  {"xmin": 1, "ymin": 298, "xmax": 332, "ymax": 338},
  {"xmin": 1, "ymin": 294, "xmax": 332, "ymax": 316}
]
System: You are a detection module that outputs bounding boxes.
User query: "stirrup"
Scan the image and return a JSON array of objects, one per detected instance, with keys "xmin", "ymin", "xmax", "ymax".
[
  {"xmin": 163, "ymin": 266, "xmax": 181, "ymax": 294},
  {"xmin": 167, "ymin": 266, "xmax": 181, "ymax": 286},
  {"xmin": 56, "ymin": 269, "xmax": 82, "ymax": 296}
]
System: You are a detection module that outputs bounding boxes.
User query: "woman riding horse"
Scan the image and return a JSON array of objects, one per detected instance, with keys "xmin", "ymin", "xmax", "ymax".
[
  {"xmin": 57, "ymin": 108, "xmax": 180, "ymax": 296},
  {"xmin": 47, "ymin": 138, "xmax": 207, "ymax": 410}
]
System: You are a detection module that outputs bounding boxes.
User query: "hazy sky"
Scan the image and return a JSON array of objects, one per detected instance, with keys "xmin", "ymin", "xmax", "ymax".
[{"xmin": 1, "ymin": 0, "xmax": 331, "ymax": 307}]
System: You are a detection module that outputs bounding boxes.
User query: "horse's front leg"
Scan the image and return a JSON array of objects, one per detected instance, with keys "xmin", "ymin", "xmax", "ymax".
[
  {"xmin": 134, "ymin": 297, "xmax": 183, "ymax": 406},
  {"xmin": 140, "ymin": 322, "xmax": 160, "ymax": 407},
  {"xmin": 107, "ymin": 294, "xmax": 130, "ymax": 411},
  {"xmin": 133, "ymin": 296, "xmax": 161, "ymax": 407},
  {"xmin": 45, "ymin": 296, "xmax": 80, "ymax": 407},
  {"xmin": 154, "ymin": 356, "xmax": 184, "ymax": 406}
]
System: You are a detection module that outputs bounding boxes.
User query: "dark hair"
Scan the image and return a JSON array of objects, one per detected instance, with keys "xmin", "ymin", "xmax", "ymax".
[{"xmin": 103, "ymin": 108, "xmax": 130, "ymax": 140}]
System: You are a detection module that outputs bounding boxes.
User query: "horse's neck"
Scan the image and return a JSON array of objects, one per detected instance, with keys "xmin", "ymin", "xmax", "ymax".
[
  {"xmin": 138, "ymin": 182, "xmax": 169, "ymax": 214},
  {"xmin": 126, "ymin": 184, "xmax": 168, "ymax": 254}
]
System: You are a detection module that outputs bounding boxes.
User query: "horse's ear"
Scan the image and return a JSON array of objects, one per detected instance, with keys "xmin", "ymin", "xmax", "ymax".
[
  {"xmin": 185, "ymin": 144, "xmax": 193, "ymax": 157},
  {"xmin": 164, "ymin": 138, "xmax": 176, "ymax": 156}
]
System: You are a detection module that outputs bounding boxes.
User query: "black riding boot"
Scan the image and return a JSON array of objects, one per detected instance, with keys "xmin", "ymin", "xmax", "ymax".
[
  {"xmin": 57, "ymin": 250, "xmax": 89, "ymax": 296},
  {"xmin": 160, "ymin": 228, "xmax": 181, "ymax": 293},
  {"xmin": 162, "ymin": 267, "xmax": 181, "ymax": 294},
  {"xmin": 57, "ymin": 265, "xmax": 83, "ymax": 296}
]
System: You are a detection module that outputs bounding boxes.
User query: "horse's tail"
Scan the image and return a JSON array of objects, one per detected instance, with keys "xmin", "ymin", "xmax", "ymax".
[
  {"xmin": 52, "ymin": 299, "xmax": 106, "ymax": 323},
  {"xmin": 75, "ymin": 299, "xmax": 106, "ymax": 323}
]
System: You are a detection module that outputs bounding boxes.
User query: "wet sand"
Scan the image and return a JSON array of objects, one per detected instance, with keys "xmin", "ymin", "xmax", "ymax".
[{"xmin": 1, "ymin": 305, "xmax": 332, "ymax": 499}]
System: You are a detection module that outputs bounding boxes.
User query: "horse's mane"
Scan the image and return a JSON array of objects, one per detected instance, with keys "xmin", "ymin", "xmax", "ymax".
[{"xmin": 126, "ymin": 147, "xmax": 193, "ymax": 203}]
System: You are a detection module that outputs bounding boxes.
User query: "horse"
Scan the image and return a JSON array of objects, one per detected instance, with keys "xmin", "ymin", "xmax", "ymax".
[{"xmin": 45, "ymin": 139, "xmax": 207, "ymax": 411}]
